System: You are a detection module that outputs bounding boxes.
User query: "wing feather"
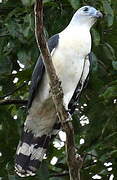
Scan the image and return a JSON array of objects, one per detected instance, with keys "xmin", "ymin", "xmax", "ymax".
[
  {"xmin": 27, "ymin": 34, "xmax": 59, "ymax": 109},
  {"xmin": 68, "ymin": 52, "xmax": 92, "ymax": 113}
]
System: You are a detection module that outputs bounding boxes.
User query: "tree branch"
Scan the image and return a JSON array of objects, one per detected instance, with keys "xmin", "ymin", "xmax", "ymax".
[
  {"xmin": 0, "ymin": 81, "xmax": 28, "ymax": 99},
  {"xmin": 0, "ymin": 34, "xmax": 10, "ymax": 37},
  {"xmin": 0, "ymin": 99, "xmax": 27, "ymax": 105},
  {"xmin": 50, "ymin": 172, "xmax": 69, "ymax": 178},
  {"xmin": 34, "ymin": 1, "xmax": 83, "ymax": 180}
]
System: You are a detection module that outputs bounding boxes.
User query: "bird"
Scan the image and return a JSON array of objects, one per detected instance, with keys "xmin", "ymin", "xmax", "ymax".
[{"xmin": 15, "ymin": 6, "xmax": 102, "ymax": 177}]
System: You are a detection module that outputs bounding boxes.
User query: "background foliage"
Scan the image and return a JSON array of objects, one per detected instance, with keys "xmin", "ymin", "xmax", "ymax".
[{"xmin": 0, "ymin": 0, "xmax": 117, "ymax": 180}]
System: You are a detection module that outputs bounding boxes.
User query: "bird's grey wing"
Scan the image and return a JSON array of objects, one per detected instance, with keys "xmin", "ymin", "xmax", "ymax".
[
  {"xmin": 68, "ymin": 52, "xmax": 92, "ymax": 114},
  {"xmin": 27, "ymin": 34, "xmax": 59, "ymax": 109}
]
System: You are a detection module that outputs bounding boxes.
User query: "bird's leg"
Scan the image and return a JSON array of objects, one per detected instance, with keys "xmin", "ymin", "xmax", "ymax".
[{"xmin": 56, "ymin": 110, "xmax": 72, "ymax": 125}]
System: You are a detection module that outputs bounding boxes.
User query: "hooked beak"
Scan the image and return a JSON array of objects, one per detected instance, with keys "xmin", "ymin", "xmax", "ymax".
[{"xmin": 95, "ymin": 10, "xmax": 103, "ymax": 18}]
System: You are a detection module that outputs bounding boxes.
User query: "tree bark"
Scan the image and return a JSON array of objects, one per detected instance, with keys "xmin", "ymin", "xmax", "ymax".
[{"xmin": 34, "ymin": 1, "xmax": 83, "ymax": 179}]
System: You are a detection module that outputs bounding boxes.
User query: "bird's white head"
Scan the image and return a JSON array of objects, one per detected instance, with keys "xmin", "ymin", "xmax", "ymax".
[{"xmin": 71, "ymin": 6, "xmax": 103, "ymax": 29}]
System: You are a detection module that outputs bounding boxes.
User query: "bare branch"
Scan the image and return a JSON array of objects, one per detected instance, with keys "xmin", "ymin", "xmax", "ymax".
[
  {"xmin": 0, "ymin": 34, "xmax": 10, "ymax": 37},
  {"xmin": 86, "ymin": 153, "xmax": 97, "ymax": 158},
  {"xmin": 0, "ymin": 81, "xmax": 28, "ymax": 99},
  {"xmin": 50, "ymin": 172, "xmax": 69, "ymax": 178},
  {"xmin": 0, "ymin": 99, "xmax": 27, "ymax": 105},
  {"xmin": 34, "ymin": 1, "xmax": 83, "ymax": 180},
  {"xmin": 98, "ymin": 59, "xmax": 108, "ymax": 71}
]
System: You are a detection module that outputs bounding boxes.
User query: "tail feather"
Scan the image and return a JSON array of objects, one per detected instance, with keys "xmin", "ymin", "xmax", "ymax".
[
  {"xmin": 15, "ymin": 129, "xmax": 50, "ymax": 177},
  {"xmin": 15, "ymin": 122, "xmax": 61, "ymax": 177}
]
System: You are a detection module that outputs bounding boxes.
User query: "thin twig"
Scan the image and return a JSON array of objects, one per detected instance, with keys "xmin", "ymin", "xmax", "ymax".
[
  {"xmin": 50, "ymin": 172, "xmax": 69, "ymax": 178},
  {"xmin": 83, "ymin": 162, "xmax": 97, "ymax": 169},
  {"xmin": 0, "ymin": 81, "xmax": 29, "ymax": 99},
  {"xmin": 0, "ymin": 34, "xmax": 10, "ymax": 37},
  {"xmin": 98, "ymin": 59, "xmax": 108, "ymax": 71},
  {"xmin": 75, "ymin": 148, "xmax": 97, "ymax": 159},
  {"xmin": 86, "ymin": 153, "xmax": 97, "ymax": 158},
  {"xmin": 0, "ymin": 99, "xmax": 27, "ymax": 105}
]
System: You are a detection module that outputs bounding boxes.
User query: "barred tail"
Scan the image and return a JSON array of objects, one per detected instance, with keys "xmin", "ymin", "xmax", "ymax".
[{"xmin": 15, "ymin": 122, "xmax": 61, "ymax": 177}]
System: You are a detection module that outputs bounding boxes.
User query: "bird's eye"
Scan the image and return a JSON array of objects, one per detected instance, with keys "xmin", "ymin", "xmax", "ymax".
[{"xmin": 84, "ymin": 7, "xmax": 89, "ymax": 12}]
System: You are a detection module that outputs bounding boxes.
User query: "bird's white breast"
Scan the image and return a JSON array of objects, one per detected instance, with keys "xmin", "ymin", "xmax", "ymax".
[{"xmin": 52, "ymin": 27, "xmax": 91, "ymax": 108}]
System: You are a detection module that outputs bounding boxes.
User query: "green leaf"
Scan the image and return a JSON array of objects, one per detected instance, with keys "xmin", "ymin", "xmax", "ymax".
[
  {"xmin": 17, "ymin": 51, "xmax": 28, "ymax": 64},
  {"xmin": 0, "ymin": 55, "xmax": 12, "ymax": 74},
  {"xmin": 43, "ymin": 0, "xmax": 51, "ymax": 3},
  {"xmin": 68, "ymin": 0, "xmax": 80, "ymax": 10},
  {"xmin": 92, "ymin": 28, "xmax": 100, "ymax": 46},
  {"xmin": 100, "ymin": 85, "xmax": 117, "ymax": 102},
  {"xmin": 21, "ymin": 0, "xmax": 35, "ymax": 6},
  {"xmin": 8, "ymin": 175, "xmax": 16, "ymax": 180},
  {"xmin": 23, "ymin": 26, "xmax": 31, "ymax": 38},
  {"xmin": 5, "ymin": 21, "xmax": 20, "ymax": 38},
  {"xmin": 103, "ymin": 43, "xmax": 116, "ymax": 61},
  {"xmin": 23, "ymin": 14, "xmax": 34, "ymax": 38},
  {"xmin": 99, "ymin": 169, "xmax": 108, "ymax": 175},
  {"xmin": 17, "ymin": 50, "xmax": 32, "ymax": 68},
  {"xmin": 108, "ymin": 150, "xmax": 117, "ymax": 157},
  {"xmin": 102, "ymin": 0, "xmax": 114, "ymax": 26},
  {"xmin": 91, "ymin": 52, "xmax": 98, "ymax": 72},
  {"xmin": 112, "ymin": 61, "xmax": 117, "ymax": 70},
  {"xmin": 37, "ymin": 162, "xmax": 49, "ymax": 180}
]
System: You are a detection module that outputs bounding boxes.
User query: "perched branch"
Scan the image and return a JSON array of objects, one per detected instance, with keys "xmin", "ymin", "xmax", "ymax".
[
  {"xmin": 0, "ymin": 99, "xmax": 27, "ymax": 105},
  {"xmin": 0, "ymin": 81, "xmax": 28, "ymax": 99},
  {"xmin": 34, "ymin": 1, "xmax": 83, "ymax": 180}
]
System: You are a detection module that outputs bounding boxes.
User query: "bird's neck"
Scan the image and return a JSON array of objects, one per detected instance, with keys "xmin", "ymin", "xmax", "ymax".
[
  {"xmin": 63, "ymin": 22, "xmax": 91, "ymax": 35},
  {"xmin": 68, "ymin": 15, "xmax": 94, "ymax": 31}
]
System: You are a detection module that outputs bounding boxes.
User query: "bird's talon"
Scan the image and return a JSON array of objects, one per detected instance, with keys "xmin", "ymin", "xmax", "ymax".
[{"xmin": 62, "ymin": 112, "xmax": 72, "ymax": 124}]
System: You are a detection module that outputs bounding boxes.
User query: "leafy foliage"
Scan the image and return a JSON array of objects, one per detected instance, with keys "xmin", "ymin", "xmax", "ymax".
[{"xmin": 0, "ymin": 0, "xmax": 117, "ymax": 180}]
